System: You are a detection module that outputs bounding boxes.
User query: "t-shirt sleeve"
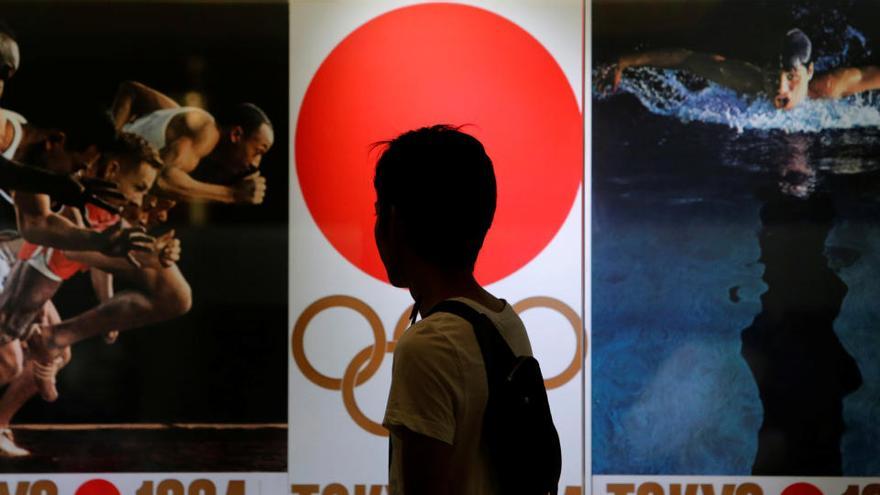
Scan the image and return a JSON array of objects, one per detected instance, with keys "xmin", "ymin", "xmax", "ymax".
[{"xmin": 383, "ymin": 320, "xmax": 462, "ymax": 445}]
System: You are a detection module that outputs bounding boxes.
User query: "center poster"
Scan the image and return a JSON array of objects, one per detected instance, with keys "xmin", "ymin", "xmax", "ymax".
[{"xmin": 291, "ymin": 1, "xmax": 586, "ymax": 493}]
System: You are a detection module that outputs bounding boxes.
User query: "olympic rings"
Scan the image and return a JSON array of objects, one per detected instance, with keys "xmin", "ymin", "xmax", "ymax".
[
  {"xmin": 292, "ymin": 296, "xmax": 386, "ymax": 390},
  {"xmin": 512, "ymin": 296, "xmax": 583, "ymax": 390},
  {"xmin": 293, "ymin": 296, "xmax": 585, "ymax": 437}
]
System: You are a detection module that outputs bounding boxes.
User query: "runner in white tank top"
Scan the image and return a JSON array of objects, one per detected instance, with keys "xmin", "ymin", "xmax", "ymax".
[{"xmin": 112, "ymin": 81, "xmax": 272, "ymax": 205}]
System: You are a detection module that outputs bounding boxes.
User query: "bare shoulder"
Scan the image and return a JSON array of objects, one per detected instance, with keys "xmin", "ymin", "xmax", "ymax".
[
  {"xmin": 167, "ymin": 110, "xmax": 219, "ymax": 149},
  {"xmin": 179, "ymin": 109, "xmax": 215, "ymax": 134},
  {"xmin": 811, "ymin": 67, "xmax": 864, "ymax": 98}
]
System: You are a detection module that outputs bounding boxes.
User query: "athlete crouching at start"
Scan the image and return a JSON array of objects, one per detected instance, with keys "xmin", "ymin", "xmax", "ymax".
[{"xmin": 0, "ymin": 132, "xmax": 185, "ymax": 410}]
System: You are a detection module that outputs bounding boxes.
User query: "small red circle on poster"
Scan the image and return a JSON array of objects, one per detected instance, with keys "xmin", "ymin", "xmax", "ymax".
[
  {"xmin": 782, "ymin": 483, "xmax": 824, "ymax": 495},
  {"xmin": 296, "ymin": 3, "xmax": 582, "ymax": 284},
  {"xmin": 75, "ymin": 479, "xmax": 120, "ymax": 495}
]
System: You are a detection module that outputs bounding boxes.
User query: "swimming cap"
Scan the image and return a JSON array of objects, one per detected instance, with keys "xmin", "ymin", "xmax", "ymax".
[{"xmin": 779, "ymin": 28, "xmax": 811, "ymax": 70}]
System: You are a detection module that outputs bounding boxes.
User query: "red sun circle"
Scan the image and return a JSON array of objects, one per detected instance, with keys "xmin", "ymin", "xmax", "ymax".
[
  {"xmin": 296, "ymin": 3, "xmax": 582, "ymax": 284},
  {"xmin": 75, "ymin": 479, "xmax": 121, "ymax": 495},
  {"xmin": 781, "ymin": 483, "xmax": 824, "ymax": 495}
]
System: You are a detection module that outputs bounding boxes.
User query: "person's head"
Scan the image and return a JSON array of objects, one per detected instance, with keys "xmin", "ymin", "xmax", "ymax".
[
  {"xmin": 0, "ymin": 24, "xmax": 20, "ymax": 100},
  {"xmin": 90, "ymin": 132, "xmax": 162, "ymax": 208},
  {"xmin": 373, "ymin": 125, "xmax": 496, "ymax": 288},
  {"xmin": 214, "ymin": 103, "xmax": 274, "ymax": 176},
  {"xmin": 771, "ymin": 28, "xmax": 814, "ymax": 110},
  {"xmin": 23, "ymin": 110, "xmax": 119, "ymax": 175}
]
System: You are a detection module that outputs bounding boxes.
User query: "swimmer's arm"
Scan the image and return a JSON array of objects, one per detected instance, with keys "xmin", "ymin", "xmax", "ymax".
[
  {"xmin": 14, "ymin": 192, "xmax": 108, "ymax": 252},
  {"xmin": 611, "ymin": 49, "xmax": 764, "ymax": 94},
  {"xmin": 111, "ymin": 80, "xmax": 180, "ymax": 129},
  {"xmin": 812, "ymin": 66, "xmax": 880, "ymax": 98}
]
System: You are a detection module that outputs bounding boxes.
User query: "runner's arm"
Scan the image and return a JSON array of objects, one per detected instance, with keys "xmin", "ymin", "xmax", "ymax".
[
  {"xmin": 15, "ymin": 193, "xmax": 153, "ymax": 260},
  {"xmin": 157, "ymin": 131, "xmax": 265, "ymax": 204},
  {"xmin": 66, "ymin": 228, "xmax": 179, "ymax": 271},
  {"xmin": 111, "ymin": 80, "xmax": 180, "ymax": 129},
  {"xmin": 15, "ymin": 192, "xmax": 109, "ymax": 251},
  {"xmin": 90, "ymin": 268, "xmax": 113, "ymax": 302},
  {"xmin": 157, "ymin": 165, "xmax": 239, "ymax": 203},
  {"xmin": 0, "ymin": 155, "xmax": 83, "ymax": 197}
]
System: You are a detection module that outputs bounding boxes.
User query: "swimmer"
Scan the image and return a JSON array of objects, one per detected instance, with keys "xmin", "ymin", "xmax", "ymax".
[
  {"xmin": 599, "ymin": 28, "xmax": 880, "ymax": 111},
  {"xmin": 111, "ymin": 81, "xmax": 274, "ymax": 204}
]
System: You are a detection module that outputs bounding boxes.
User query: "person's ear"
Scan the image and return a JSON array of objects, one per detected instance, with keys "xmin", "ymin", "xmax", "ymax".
[
  {"xmin": 104, "ymin": 159, "xmax": 120, "ymax": 180},
  {"xmin": 806, "ymin": 62, "xmax": 814, "ymax": 79},
  {"xmin": 230, "ymin": 125, "xmax": 244, "ymax": 144}
]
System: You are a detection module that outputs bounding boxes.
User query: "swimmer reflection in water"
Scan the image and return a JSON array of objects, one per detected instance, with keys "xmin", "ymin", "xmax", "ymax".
[{"xmin": 599, "ymin": 28, "xmax": 880, "ymax": 111}]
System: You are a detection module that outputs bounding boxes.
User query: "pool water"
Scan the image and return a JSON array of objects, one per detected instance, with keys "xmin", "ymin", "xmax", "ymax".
[{"xmin": 592, "ymin": 91, "xmax": 880, "ymax": 475}]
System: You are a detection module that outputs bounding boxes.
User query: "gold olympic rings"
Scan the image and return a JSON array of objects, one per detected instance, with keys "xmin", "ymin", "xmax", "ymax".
[{"xmin": 292, "ymin": 295, "xmax": 585, "ymax": 437}]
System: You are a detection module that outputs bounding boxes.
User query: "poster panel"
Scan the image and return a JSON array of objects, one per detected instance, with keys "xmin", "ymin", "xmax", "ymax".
[
  {"xmin": 0, "ymin": 2, "xmax": 288, "ymax": 493},
  {"xmin": 291, "ymin": 1, "xmax": 585, "ymax": 493},
  {"xmin": 591, "ymin": 0, "xmax": 880, "ymax": 489}
]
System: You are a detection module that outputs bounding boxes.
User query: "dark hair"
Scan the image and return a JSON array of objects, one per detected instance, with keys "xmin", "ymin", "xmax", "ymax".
[
  {"xmin": 373, "ymin": 124, "xmax": 496, "ymax": 270},
  {"xmin": 108, "ymin": 132, "xmax": 163, "ymax": 171},
  {"xmin": 59, "ymin": 109, "xmax": 120, "ymax": 153},
  {"xmin": 91, "ymin": 132, "xmax": 161, "ymax": 178},
  {"xmin": 216, "ymin": 102, "xmax": 272, "ymax": 136},
  {"xmin": 780, "ymin": 28, "xmax": 812, "ymax": 70}
]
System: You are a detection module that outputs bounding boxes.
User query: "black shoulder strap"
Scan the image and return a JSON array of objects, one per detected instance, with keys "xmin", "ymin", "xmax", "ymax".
[{"xmin": 428, "ymin": 300, "xmax": 517, "ymax": 382}]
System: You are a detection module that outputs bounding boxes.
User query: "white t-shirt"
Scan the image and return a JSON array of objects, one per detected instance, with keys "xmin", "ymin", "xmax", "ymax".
[{"xmin": 383, "ymin": 297, "xmax": 533, "ymax": 495}]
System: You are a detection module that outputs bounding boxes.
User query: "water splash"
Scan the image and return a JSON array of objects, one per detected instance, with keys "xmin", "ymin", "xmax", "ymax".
[{"xmin": 598, "ymin": 67, "xmax": 880, "ymax": 133}]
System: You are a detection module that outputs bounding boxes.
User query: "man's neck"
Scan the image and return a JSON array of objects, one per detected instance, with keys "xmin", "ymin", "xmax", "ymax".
[{"xmin": 409, "ymin": 267, "xmax": 503, "ymax": 318}]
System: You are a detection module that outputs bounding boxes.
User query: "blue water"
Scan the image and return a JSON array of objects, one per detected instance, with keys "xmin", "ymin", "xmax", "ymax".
[
  {"xmin": 592, "ymin": 92, "xmax": 880, "ymax": 475},
  {"xmin": 598, "ymin": 67, "xmax": 880, "ymax": 134}
]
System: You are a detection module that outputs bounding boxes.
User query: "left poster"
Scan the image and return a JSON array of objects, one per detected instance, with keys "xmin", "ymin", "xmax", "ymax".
[{"xmin": 0, "ymin": 2, "xmax": 288, "ymax": 493}]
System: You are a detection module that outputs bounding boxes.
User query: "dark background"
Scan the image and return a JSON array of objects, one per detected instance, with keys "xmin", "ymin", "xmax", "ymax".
[{"xmin": 0, "ymin": 1, "xmax": 288, "ymax": 424}]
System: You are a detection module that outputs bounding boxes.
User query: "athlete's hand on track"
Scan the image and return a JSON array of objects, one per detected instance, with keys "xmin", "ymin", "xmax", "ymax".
[
  {"xmin": 99, "ymin": 222, "xmax": 155, "ymax": 268},
  {"xmin": 233, "ymin": 172, "xmax": 266, "ymax": 205}
]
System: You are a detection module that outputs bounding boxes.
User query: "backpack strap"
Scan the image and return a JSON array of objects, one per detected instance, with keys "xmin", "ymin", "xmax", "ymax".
[{"xmin": 427, "ymin": 300, "xmax": 517, "ymax": 384}]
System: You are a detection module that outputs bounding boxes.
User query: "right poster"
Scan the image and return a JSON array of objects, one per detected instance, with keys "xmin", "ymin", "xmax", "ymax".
[{"xmin": 591, "ymin": 0, "xmax": 880, "ymax": 491}]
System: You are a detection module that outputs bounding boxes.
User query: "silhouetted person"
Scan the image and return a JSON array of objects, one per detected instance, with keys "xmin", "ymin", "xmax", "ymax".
[
  {"xmin": 741, "ymin": 136, "xmax": 862, "ymax": 475},
  {"xmin": 375, "ymin": 125, "xmax": 536, "ymax": 494}
]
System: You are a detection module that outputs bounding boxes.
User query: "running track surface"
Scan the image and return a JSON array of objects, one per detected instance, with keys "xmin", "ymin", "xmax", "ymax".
[{"xmin": 0, "ymin": 424, "xmax": 286, "ymax": 472}]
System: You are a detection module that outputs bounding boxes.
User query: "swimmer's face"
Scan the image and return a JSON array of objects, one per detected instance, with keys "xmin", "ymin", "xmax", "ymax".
[
  {"xmin": 224, "ymin": 123, "xmax": 274, "ymax": 174},
  {"xmin": 105, "ymin": 159, "xmax": 159, "ymax": 208},
  {"xmin": 772, "ymin": 62, "xmax": 813, "ymax": 110}
]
